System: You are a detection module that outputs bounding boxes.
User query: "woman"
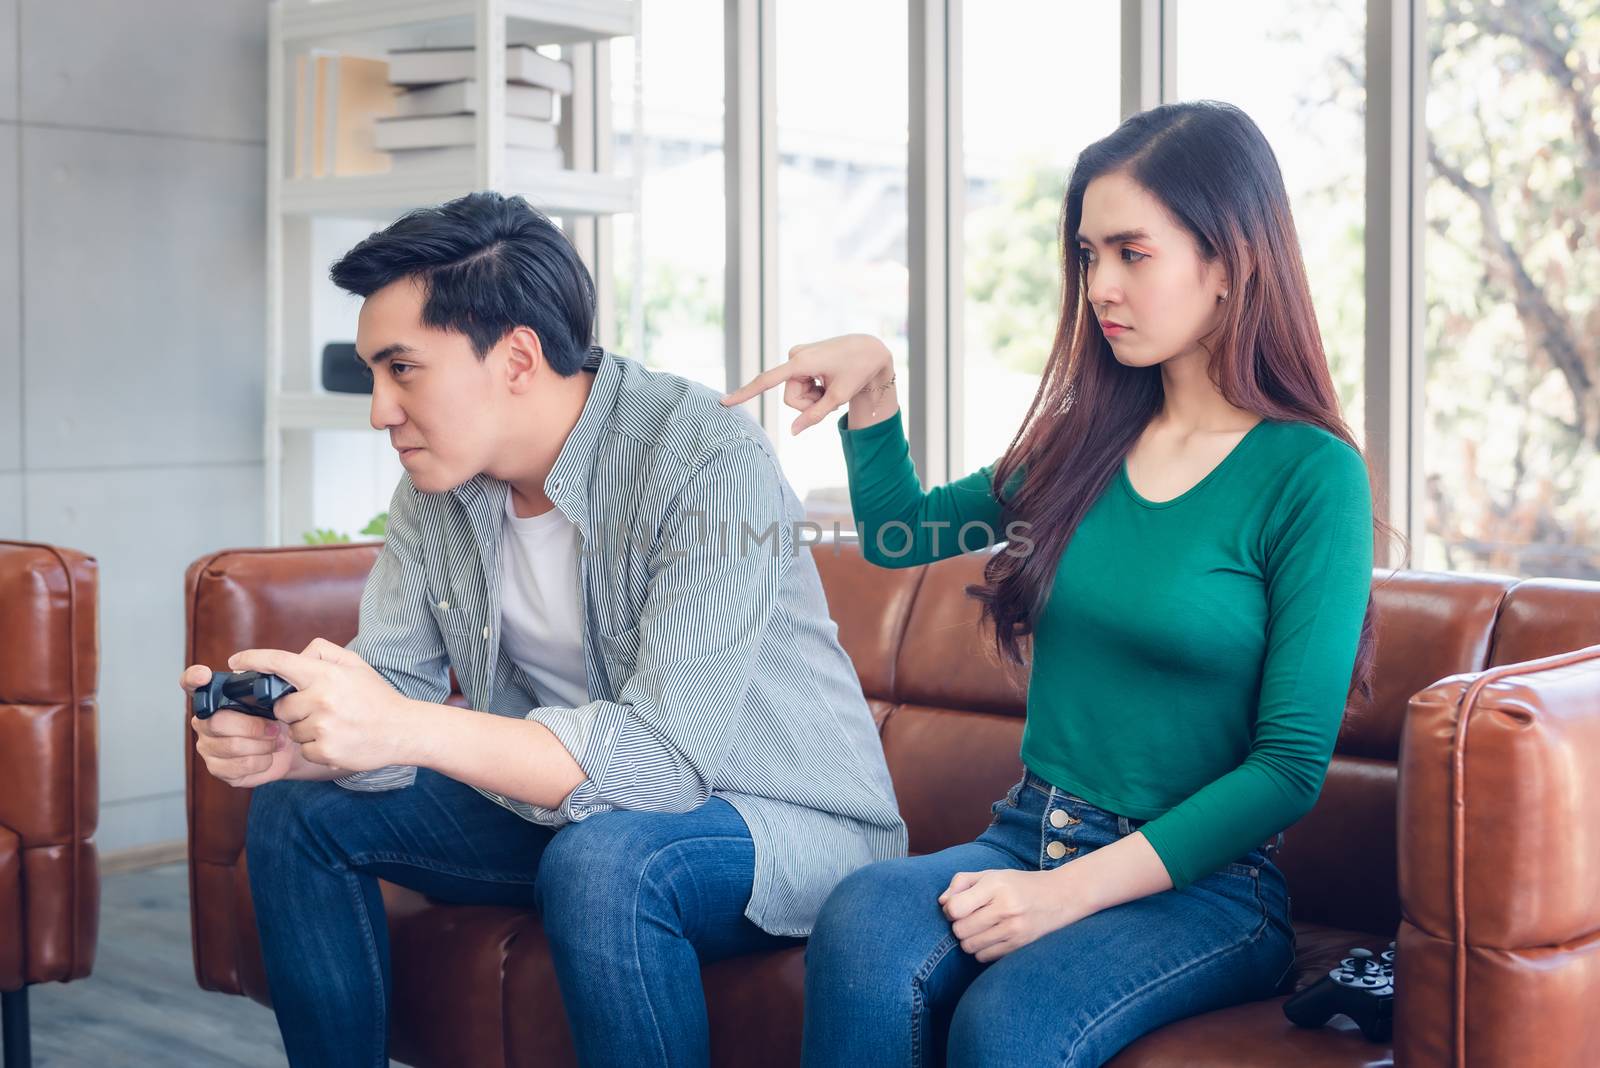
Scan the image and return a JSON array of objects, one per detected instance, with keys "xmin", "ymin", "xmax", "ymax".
[{"xmin": 721, "ymin": 101, "xmax": 1383, "ymax": 1067}]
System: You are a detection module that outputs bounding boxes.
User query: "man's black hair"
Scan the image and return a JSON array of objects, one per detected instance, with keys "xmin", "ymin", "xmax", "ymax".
[{"xmin": 330, "ymin": 190, "xmax": 596, "ymax": 375}]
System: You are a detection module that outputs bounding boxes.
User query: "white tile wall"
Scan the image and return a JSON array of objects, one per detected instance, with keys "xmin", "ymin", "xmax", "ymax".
[
  {"xmin": 8, "ymin": 2, "xmax": 270, "ymax": 853},
  {"xmin": 27, "ymin": 463, "xmax": 264, "ymax": 828},
  {"xmin": 22, "ymin": 125, "xmax": 265, "ymax": 471},
  {"xmin": 0, "ymin": 0, "xmax": 16, "ymax": 122},
  {"xmin": 0, "ymin": 122, "xmax": 18, "ymax": 472},
  {"xmin": 96, "ymin": 793, "xmax": 188, "ymax": 859},
  {"xmin": 0, "ymin": 472, "xmax": 20, "ymax": 538},
  {"xmin": 20, "ymin": 0, "xmax": 266, "ymax": 141}
]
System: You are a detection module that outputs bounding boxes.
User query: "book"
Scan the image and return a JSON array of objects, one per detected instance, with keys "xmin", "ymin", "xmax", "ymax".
[
  {"xmin": 292, "ymin": 54, "xmax": 310, "ymax": 177},
  {"xmin": 385, "ymin": 144, "xmax": 565, "ymax": 176},
  {"xmin": 291, "ymin": 52, "xmax": 398, "ymax": 178},
  {"xmin": 374, "ymin": 113, "xmax": 559, "ymax": 151},
  {"xmin": 310, "ymin": 54, "xmax": 329, "ymax": 176},
  {"xmin": 321, "ymin": 55, "xmax": 398, "ymax": 177},
  {"xmin": 393, "ymin": 80, "xmax": 556, "ymax": 121},
  {"xmin": 387, "ymin": 45, "xmax": 574, "ymax": 94}
]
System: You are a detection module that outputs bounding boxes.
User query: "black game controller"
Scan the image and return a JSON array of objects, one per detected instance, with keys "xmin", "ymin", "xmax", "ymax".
[
  {"xmin": 191, "ymin": 671, "xmax": 296, "ymax": 721},
  {"xmin": 1283, "ymin": 942, "xmax": 1395, "ymax": 1042}
]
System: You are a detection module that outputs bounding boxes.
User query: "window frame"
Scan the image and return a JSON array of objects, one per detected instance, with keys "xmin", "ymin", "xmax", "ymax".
[{"xmin": 717, "ymin": 0, "xmax": 1423, "ymax": 563}]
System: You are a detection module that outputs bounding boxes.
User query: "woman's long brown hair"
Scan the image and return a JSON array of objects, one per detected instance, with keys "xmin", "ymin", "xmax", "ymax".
[{"xmin": 969, "ymin": 101, "xmax": 1402, "ymax": 705}]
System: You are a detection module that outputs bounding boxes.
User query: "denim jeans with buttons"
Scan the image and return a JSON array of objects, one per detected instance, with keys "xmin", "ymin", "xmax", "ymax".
[
  {"xmin": 802, "ymin": 770, "xmax": 1295, "ymax": 1068},
  {"xmin": 245, "ymin": 769, "xmax": 797, "ymax": 1068}
]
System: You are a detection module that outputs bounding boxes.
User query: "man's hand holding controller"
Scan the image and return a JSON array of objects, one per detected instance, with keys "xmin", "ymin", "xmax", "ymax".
[
  {"xmin": 185, "ymin": 637, "xmax": 419, "ymax": 788},
  {"xmin": 184, "ymin": 664, "xmax": 303, "ymax": 789},
  {"xmin": 720, "ymin": 333, "xmax": 898, "ymax": 434}
]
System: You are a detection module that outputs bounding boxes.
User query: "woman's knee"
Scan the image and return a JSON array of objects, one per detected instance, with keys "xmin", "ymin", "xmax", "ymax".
[
  {"xmin": 948, "ymin": 960, "xmax": 1109, "ymax": 1068},
  {"xmin": 812, "ymin": 860, "xmax": 907, "ymax": 950},
  {"xmin": 944, "ymin": 948, "xmax": 1159, "ymax": 1068}
]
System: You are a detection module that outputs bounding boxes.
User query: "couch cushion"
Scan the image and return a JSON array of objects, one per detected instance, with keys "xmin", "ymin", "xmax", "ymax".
[
  {"xmin": 0, "ymin": 702, "xmax": 96, "ymax": 846},
  {"xmin": 1273, "ymin": 571, "xmax": 1511, "ymax": 939},
  {"xmin": 880, "ymin": 705, "xmax": 1024, "ymax": 855},
  {"xmin": 423, "ymin": 892, "xmax": 808, "ymax": 1068},
  {"xmin": 1108, "ymin": 924, "xmax": 1395, "ymax": 1067},
  {"xmin": 894, "ymin": 552, "xmax": 1028, "ymax": 716},
  {"xmin": 0, "ymin": 543, "xmax": 99, "ymax": 704},
  {"xmin": 0, "ymin": 541, "xmax": 99, "ymax": 986},
  {"xmin": 704, "ymin": 946, "xmax": 807, "ymax": 1068},
  {"xmin": 0, "ymin": 825, "xmax": 21, "ymax": 989},
  {"xmin": 1108, "ymin": 997, "xmax": 1392, "ymax": 1067},
  {"xmin": 391, "ymin": 886, "xmax": 551, "ymax": 1068},
  {"xmin": 1275, "ymin": 755, "xmax": 1400, "ymax": 937},
  {"xmin": 810, "ymin": 544, "xmax": 925, "ymax": 702},
  {"xmin": 1336, "ymin": 571, "xmax": 1509, "ymax": 761},
  {"xmin": 1488, "ymin": 578, "xmax": 1600, "ymax": 667}
]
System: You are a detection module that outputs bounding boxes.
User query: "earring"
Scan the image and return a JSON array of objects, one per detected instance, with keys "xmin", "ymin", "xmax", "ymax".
[{"xmin": 1218, "ymin": 291, "xmax": 1229, "ymax": 303}]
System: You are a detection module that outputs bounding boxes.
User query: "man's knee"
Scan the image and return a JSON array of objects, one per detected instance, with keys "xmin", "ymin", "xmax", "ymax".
[
  {"xmin": 246, "ymin": 779, "xmax": 349, "ymax": 864},
  {"xmin": 535, "ymin": 812, "xmax": 679, "ymax": 926}
]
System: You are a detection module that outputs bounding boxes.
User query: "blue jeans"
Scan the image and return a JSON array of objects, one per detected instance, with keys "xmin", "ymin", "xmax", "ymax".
[
  {"xmin": 245, "ymin": 769, "xmax": 798, "ymax": 1068},
  {"xmin": 802, "ymin": 770, "xmax": 1295, "ymax": 1067}
]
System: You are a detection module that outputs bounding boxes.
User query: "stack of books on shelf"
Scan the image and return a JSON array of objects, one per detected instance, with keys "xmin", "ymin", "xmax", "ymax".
[
  {"xmin": 378, "ymin": 44, "xmax": 572, "ymax": 175},
  {"xmin": 292, "ymin": 52, "xmax": 398, "ymax": 179}
]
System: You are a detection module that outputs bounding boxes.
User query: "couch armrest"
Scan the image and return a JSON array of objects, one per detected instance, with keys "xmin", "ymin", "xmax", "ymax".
[
  {"xmin": 184, "ymin": 543, "xmax": 381, "ymax": 997},
  {"xmin": 1397, "ymin": 643, "xmax": 1600, "ymax": 1067},
  {"xmin": 0, "ymin": 541, "xmax": 100, "ymax": 987}
]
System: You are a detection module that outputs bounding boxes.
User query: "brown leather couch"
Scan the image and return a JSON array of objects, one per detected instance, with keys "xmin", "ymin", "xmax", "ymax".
[
  {"xmin": 0, "ymin": 541, "xmax": 100, "ymax": 1068},
  {"xmin": 185, "ymin": 541, "xmax": 1600, "ymax": 1067}
]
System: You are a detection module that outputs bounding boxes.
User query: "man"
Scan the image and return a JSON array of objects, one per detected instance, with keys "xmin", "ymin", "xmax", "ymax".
[{"xmin": 182, "ymin": 191, "xmax": 905, "ymax": 1067}]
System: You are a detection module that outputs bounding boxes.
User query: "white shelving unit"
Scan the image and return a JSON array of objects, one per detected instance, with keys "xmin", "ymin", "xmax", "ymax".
[{"xmin": 265, "ymin": 0, "xmax": 638, "ymax": 545}]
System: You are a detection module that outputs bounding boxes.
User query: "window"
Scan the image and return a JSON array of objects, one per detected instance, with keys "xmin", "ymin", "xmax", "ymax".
[
  {"xmin": 774, "ymin": 0, "xmax": 909, "ymax": 512},
  {"xmin": 960, "ymin": 1, "xmax": 1122, "ymax": 476},
  {"xmin": 609, "ymin": 0, "xmax": 726, "ymax": 391},
  {"xmin": 302, "ymin": 218, "xmax": 401, "ymax": 544},
  {"xmin": 1176, "ymin": 0, "xmax": 1367, "ymax": 446},
  {"xmin": 1422, "ymin": 0, "xmax": 1599, "ymax": 578}
]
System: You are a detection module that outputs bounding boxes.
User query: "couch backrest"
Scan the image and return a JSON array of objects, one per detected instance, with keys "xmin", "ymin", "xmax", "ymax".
[
  {"xmin": 1278, "ymin": 571, "xmax": 1512, "ymax": 935},
  {"xmin": 812, "ymin": 546, "xmax": 1025, "ymax": 856},
  {"xmin": 0, "ymin": 540, "xmax": 100, "ymax": 987},
  {"xmin": 812, "ymin": 543, "xmax": 1600, "ymax": 938},
  {"xmin": 186, "ymin": 540, "xmax": 1600, "ymax": 952}
]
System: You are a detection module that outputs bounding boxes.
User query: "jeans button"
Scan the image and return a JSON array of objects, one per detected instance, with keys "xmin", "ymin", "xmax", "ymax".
[
  {"xmin": 1046, "ymin": 841, "xmax": 1071, "ymax": 860},
  {"xmin": 1049, "ymin": 809, "xmax": 1079, "ymax": 828}
]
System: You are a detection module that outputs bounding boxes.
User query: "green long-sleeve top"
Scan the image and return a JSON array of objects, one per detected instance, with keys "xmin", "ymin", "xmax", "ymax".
[{"xmin": 837, "ymin": 410, "xmax": 1373, "ymax": 888}]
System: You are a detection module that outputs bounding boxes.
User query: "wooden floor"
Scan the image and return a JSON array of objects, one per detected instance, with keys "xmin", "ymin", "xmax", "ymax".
[{"xmin": 22, "ymin": 861, "xmax": 399, "ymax": 1067}]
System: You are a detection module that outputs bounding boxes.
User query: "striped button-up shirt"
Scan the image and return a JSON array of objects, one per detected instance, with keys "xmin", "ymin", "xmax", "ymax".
[{"xmin": 339, "ymin": 347, "xmax": 907, "ymax": 936}]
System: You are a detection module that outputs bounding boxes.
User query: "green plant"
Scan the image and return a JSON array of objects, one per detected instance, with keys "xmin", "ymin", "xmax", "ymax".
[{"xmin": 300, "ymin": 512, "xmax": 388, "ymax": 546}]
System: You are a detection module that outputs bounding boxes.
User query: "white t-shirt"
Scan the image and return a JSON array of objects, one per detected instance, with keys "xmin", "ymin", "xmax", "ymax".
[{"xmin": 498, "ymin": 492, "xmax": 590, "ymax": 709}]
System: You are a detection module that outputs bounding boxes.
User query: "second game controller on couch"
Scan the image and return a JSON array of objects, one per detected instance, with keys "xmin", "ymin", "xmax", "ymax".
[
  {"xmin": 191, "ymin": 670, "xmax": 296, "ymax": 721},
  {"xmin": 1282, "ymin": 942, "xmax": 1396, "ymax": 1042}
]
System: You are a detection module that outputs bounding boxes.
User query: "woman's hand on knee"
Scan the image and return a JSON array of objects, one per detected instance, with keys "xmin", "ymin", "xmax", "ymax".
[{"xmin": 939, "ymin": 869, "xmax": 1088, "ymax": 963}]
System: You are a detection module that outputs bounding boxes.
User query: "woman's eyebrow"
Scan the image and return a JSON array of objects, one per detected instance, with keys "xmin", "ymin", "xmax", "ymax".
[{"xmin": 1075, "ymin": 228, "xmax": 1154, "ymax": 246}]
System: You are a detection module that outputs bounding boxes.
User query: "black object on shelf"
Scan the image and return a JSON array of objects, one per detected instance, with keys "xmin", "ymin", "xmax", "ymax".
[{"xmin": 321, "ymin": 342, "xmax": 373, "ymax": 394}]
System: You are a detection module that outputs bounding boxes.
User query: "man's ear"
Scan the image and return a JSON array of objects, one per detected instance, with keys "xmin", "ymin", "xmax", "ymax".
[{"xmin": 502, "ymin": 326, "xmax": 547, "ymax": 390}]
